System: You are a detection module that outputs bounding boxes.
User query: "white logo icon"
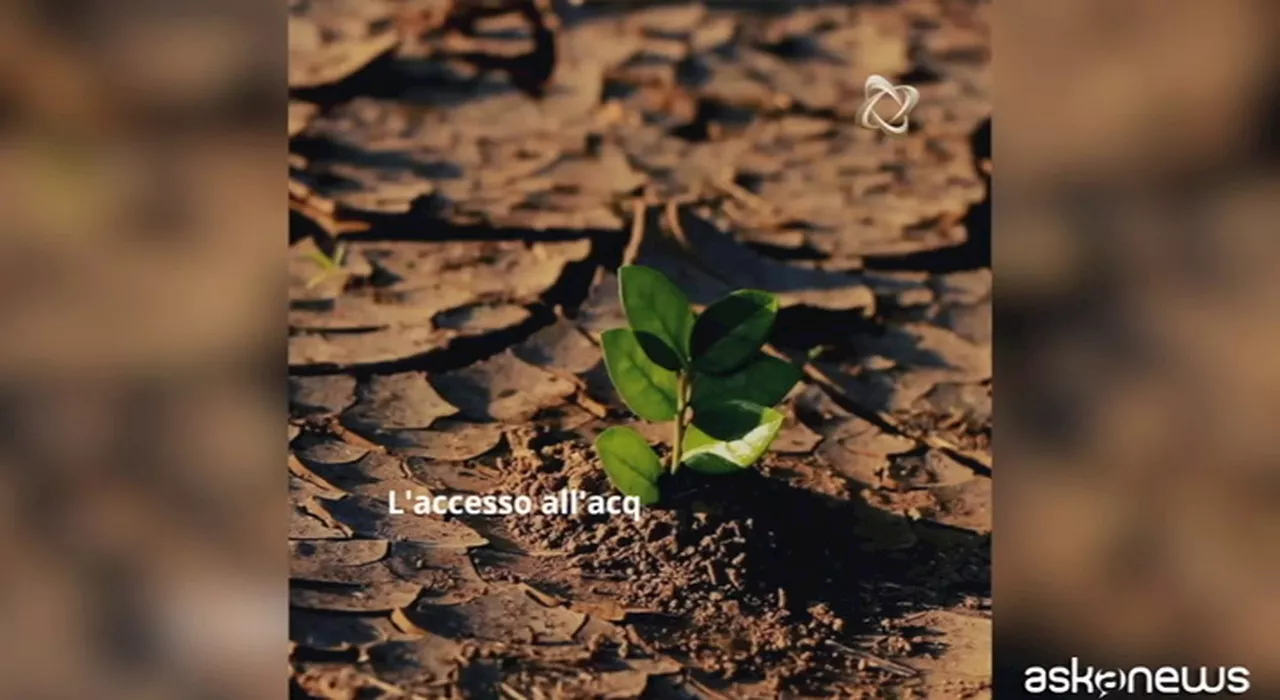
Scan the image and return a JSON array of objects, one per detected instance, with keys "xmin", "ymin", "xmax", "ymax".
[{"xmin": 858, "ymin": 74, "xmax": 919, "ymax": 135}]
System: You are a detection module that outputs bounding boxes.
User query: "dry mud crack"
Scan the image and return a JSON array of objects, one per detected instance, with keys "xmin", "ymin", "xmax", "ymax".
[{"xmin": 290, "ymin": 1, "xmax": 990, "ymax": 697}]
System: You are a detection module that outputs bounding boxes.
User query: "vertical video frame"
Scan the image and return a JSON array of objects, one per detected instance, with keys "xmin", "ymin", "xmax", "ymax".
[{"xmin": 289, "ymin": 0, "xmax": 991, "ymax": 696}]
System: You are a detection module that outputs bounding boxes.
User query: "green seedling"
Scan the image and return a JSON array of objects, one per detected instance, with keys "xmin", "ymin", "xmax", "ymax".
[
  {"xmin": 594, "ymin": 265, "xmax": 802, "ymax": 504},
  {"xmin": 305, "ymin": 242, "xmax": 349, "ymax": 290}
]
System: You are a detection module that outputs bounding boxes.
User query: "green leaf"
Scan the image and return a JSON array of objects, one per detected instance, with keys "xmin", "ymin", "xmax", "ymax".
[
  {"xmin": 681, "ymin": 400, "xmax": 784, "ymax": 474},
  {"xmin": 690, "ymin": 353, "xmax": 801, "ymax": 411},
  {"xmin": 596, "ymin": 426, "xmax": 663, "ymax": 504},
  {"xmin": 691, "ymin": 289, "xmax": 779, "ymax": 375},
  {"xmin": 601, "ymin": 328, "xmax": 679, "ymax": 421},
  {"xmin": 618, "ymin": 265, "xmax": 695, "ymax": 370}
]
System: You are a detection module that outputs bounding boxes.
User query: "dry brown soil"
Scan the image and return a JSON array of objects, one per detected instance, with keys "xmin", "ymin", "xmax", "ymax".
[{"xmin": 289, "ymin": 1, "xmax": 991, "ymax": 697}]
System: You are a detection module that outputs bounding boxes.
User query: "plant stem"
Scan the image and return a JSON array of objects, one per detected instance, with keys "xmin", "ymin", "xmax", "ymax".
[{"xmin": 671, "ymin": 373, "xmax": 689, "ymax": 473}]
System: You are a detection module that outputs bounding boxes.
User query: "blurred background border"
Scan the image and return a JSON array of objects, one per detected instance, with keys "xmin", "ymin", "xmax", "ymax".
[
  {"xmin": 0, "ymin": 1, "xmax": 285, "ymax": 698},
  {"xmin": 995, "ymin": 0, "xmax": 1280, "ymax": 695}
]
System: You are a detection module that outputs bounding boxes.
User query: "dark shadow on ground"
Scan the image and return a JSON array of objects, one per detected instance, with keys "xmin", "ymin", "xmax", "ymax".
[
  {"xmin": 663, "ymin": 464, "xmax": 989, "ymax": 617},
  {"xmin": 668, "ymin": 467, "xmax": 988, "ymax": 693}
]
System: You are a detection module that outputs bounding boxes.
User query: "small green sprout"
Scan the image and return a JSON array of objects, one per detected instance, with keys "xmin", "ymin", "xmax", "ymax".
[
  {"xmin": 594, "ymin": 265, "xmax": 802, "ymax": 504},
  {"xmin": 305, "ymin": 242, "xmax": 349, "ymax": 290}
]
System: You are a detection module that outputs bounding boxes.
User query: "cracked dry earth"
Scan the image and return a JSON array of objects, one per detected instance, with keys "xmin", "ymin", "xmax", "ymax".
[{"xmin": 289, "ymin": 0, "xmax": 991, "ymax": 697}]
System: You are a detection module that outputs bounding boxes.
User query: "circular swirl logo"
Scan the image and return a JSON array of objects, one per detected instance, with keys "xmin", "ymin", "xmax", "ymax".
[{"xmin": 858, "ymin": 74, "xmax": 920, "ymax": 135}]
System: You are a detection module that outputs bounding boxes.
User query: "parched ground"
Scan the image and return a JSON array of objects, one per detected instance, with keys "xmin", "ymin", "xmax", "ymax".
[{"xmin": 288, "ymin": 1, "xmax": 991, "ymax": 697}]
